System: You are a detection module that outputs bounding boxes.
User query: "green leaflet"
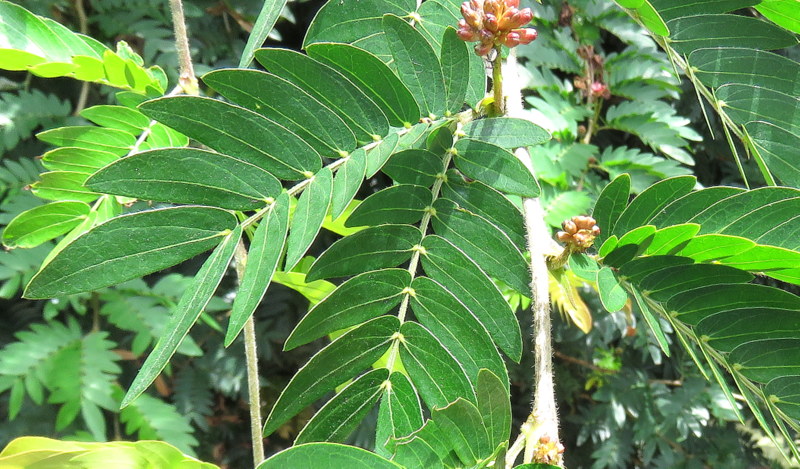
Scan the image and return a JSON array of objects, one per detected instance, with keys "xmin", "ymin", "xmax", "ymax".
[
  {"xmin": 392, "ymin": 420, "xmax": 457, "ymax": 467},
  {"xmin": 756, "ymin": 0, "xmax": 800, "ymax": 34},
  {"xmin": 765, "ymin": 377, "xmax": 800, "ymax": 420},
  {"xmin": 255, "ymin": 48, "xmax": 389, "ymax": 143},
  {"xmin": 612, "ymin": 175, "xmax": 695, "ymax": 237},
  {"xmin": 689, "ymin": 47, "xmax": 800, "ymax": 96},
  {"xmin": 416, "ymin": 0, "xmax": 461, "ymax": 52},
  {"xmin": 453, "ymin": 138, "xmax": 540, "ymax": 198},
  {"xmin": 263, "ymin": 316, "xmax": 400, "ymax": 437},
  {"xmin": 307, "ymin": 224, "xmax": 422, "ymax": 281},
  {"xmin": 225, "ymin": 192, "xmax": 290, "ymax": 346},
  {"xmin": 596, "ymin": 266, "xmax": 628, "ymax": 313},
  {"xmin": 24, "ymin": 206, "xmax": 237, "ymax": 298},
  {"xmin": 440, "ymin": 27, "xmax": 469, "ymax": 114},
  {"xmin": 367, "ymin": 132, "xmax": 402, "ymax": 178},
  {"xmin": 285, "ymin": 168, "xmax": 333, "ymax": 271},
  {"xmin": 138, "ymin": 96, "xmax": 321, "ymax": 180},
  {"xmin": 649, "ymin": 0, "xmax": 758, "ymax": 22},
  {"xmin": 591, "ymin": 173, "xmax": 630, "ymax": 248},
  {"xmin": 79, "ymin": 105, "xmax": 150, "ymax": 135},
  {"xmin": 303, "ymin": 0, "xmax": 414, "ymax": 47},
  {"xmin": 346, "ymin": 184, "xmax": 432, "ymax": 227},
  {"xmin": 717, "ymin": 84, "xmax": 800, "ymax": 132},
  {"xmin": 476, "ymin": 369, "xmax": 511, "ymax": 450},
  {"xmin": 409, "ymin": 276, "xmax": 509, "ymax": 388},
  {"xmin": 296, "ymin": 368, "xmax": 389, "ymax": 444},
  {"xmin": 31, "ymin": 171, "xmax": 100, "ymax": 203},
  {"xmin": 375, "ymin": 372, "xmax": 423, "ymax": 456},
  {"xmin": 285, "ymin": 269, "xmax": 411, "ymax": 350},
  {"xmin": 442, "ymin": 172, "xmax": 526, "ymax": 249},
  {"xmin": 431, "ymin": 398, "xmax": 492, "ymax": 465},
  {"xmin": 649, "ymin": 186, "xmax": 743, "ymax": 227},
  {"xmin": 238, "ymin": 0, "xmax": 288, "ymax": 68},
  {"xmin": 461, "ymin": 118, "xmax": 551, "ymax": 149},
  {"xmin": 257, "ymin": 443, "xmax": 401, "ymax": 469},
  {"xmin": 730, "ymin": 339, "xmax": 800, "ymax": 384},
  {"xmin": 398, "ymin": 321, "xmax": 475, "ymax": 410},
  {"xmin": 41, "ymin": 147, "xmax": 118, "ymax": 174},
  {"xmin": 643, "ymin": 223, "xmax": 701, "ymax": 256},
  {"xmin": 667, "ymin": 283, "xmax": 800, "ymax": 326},
  {"xmin": 85, "ymin": 148, "xmax": 281, "ymax": 210},
  {"xmin": 307, "ymin": 43, "xmax": 420, "ymax": 127},
  {"xmin": 602, "ymin": 225, "xmax": 657, "ymax": 267},
  {"xmin": 37, "ymin": 126, "xmax": 135, "ymax": 155},
  {"xmin": 330, "ymin": 148, "xmax": 367, "ymax": 221},
  {"xmin": 746, "ymin": 121, "xmax": 800, "ymax": 188},
  {"xmin": 383, "ymin": 149, "xmax": 443, "ymax": 187},
  {"xmin": 203, "ymin": 69, "xmax": 356, "ymax": 157},
  {"xmin": 420, "ymin": 235, "xmax": 522, "ymax": 362},
  {"xmin": 638, "ymin": 263, "xmax": 753, "ymax": 302},
  {"xmin": 431, "ymin": 199, "xmax": 530, "ymax": 295},
  {"xmin": 569, "ymin": 253, "xmax": 600, "ymax": 282},
  {"xmin": 696, "ymin": 307, "xmax": 800, "ymax": 353},
  {"xmin": 383, "ymin": 14, "xmax": 447, "ymax": 118},
  {"xmin": 671, "ymin": 234, "xmax": 755, "ymax": 262},
  {"xmin": 630, "ymin": 0, "xmax": 669, "ymax": 36},
  {"xmin": 618, "ymin": 255, "xmax": 694, "ymax": 284},
  {"xmin": 2, "ymin": 201, "xmax": 90, "ymax": 249},
  {"xmin": 631, "ymin": 287, "xmax": 670, "ymax": 356},
  {"xmin": 121, "ymin": 225, "xmax": 241, "ymax": 408},
  {"xmin": 667, "ymin": 14, "xmax": 797, "ymax": 54}
]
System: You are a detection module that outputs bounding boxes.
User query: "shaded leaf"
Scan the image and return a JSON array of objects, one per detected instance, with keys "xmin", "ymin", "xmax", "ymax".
[
  {"xmin": 347, "ymin": 184, "xmax": 432, "ymax": 227},
  {"xmin": 453, "ymin": 138, "xmax": 540, "ymax": 198}
]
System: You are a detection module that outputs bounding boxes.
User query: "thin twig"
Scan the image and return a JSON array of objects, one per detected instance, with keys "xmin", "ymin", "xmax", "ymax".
[
  {"xmin": 168, "ymin": 0, "xmax": 198, "ymax": 94},
  {"xmin": 234, "ymin": 240, "xmax": 266, "ymax": 466},
  {"xmin": 73, "ymin": 0, "xmax": 89, "ymax": 114}
]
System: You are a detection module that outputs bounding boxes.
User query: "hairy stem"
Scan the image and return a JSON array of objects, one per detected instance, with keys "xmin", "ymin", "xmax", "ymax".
[
  {"xmin": 503, "ymin": 50, "xmax": 563, "ymax": 467},
  {"xmin": 492, "ymin": 46, "xmax": 505, "ymax": 115},
  {"xmin": 234, "ymin": 240, "xmax": 266, "ymax": 466},
  {"xmin": 168, "ymin": 0, "xmax": 198, "ymax": 94}
]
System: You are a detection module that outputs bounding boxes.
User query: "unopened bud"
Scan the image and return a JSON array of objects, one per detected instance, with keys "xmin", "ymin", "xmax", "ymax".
[
  {"xmin": 516, "ymin": 27, "xmax": 537, "ymax": 44},
  {"xmin": 484, "ymin": 13, "xmax": 499, "ymax": 32},
  {"xmin": 562, "ymin": 220, "xmax": 577, "ymax": 234}
]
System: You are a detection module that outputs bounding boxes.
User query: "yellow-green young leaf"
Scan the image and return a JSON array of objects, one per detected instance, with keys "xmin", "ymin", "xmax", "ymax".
[
  {"xmin": 756, "ymin": 0, "xmax": 800, "ymax": 34},
  {"xmin": 121, "ymin": 226, "xmax": 241, "ymax": 408},
  {"xmin": 420, "ymin": 235, "xmax": 522, "ymax": 362},
  {"xmin": 649, "ymin": 186, "xmax": 743, "ymax": 227},
  {"xmin": 453, "ymin": 139, "xmax": 540, "ymax": 198},
  {"xmin": 258, "ymin": 443, "xmax": 401, "ymax": 469},
  {"xmin": 79, "ymin": 105, "xmax": 150, "ymax": 135},
  {"xmin": 86, "ymin": 148, "xmax": 281, "ymax": 210},
  {"xmin": 30, "ymin": 171, "xmax": 100, "ymax": 203},
  {"xmin": 346, "ymin": 184, "xmax": 432, "ymax": 227},
  {"xmin": 285, "ymin": 269, "xmax": 411, "ymax": 350},
  {"xmin": 612, "ymin": 175, "xmax": 695, "ymax": 237},
  {"xmin": 285, "ymin": 167, "xmax": 333, "ymax": 271},
  {"xmin": 592, "ymin": 173, "xmax": 630, "ymax": 248},
  {"xmin": 37, "ymin": 126, "xmax": 135, "ymax": 154},
  {"xmin": 307, "ymin": 224, "xmax": 422, "ymax": 281},
  {"xmin": 24, "ymin": 206, "xmax": 237, "ymax": 299},
  {"xmin": 41, "ymin": 147, "xmax": 118, "ymax": 174},
  {"xmin": 271, "ymin": 271, "xmax": 336, "ymax": 306},
  {"xmin": 632, "ymin": 1, "xmax": 669, "ymax": 36},
  {"xmin": 461, "ymin": 118, "xmax": 551, "ymax": 149},
  {"xmin": 2, "ymin": 201, "xmax": 90, "ymax": 248},
  {"xmin": 375, "ymin": 371, "xmax": 423, "ymax": 456},
  {"xmin": 643, "ymin": 223, "xmax": 701, "ymax": 256},
  {"xmin": 296, "ymin": 368, "xmax": 389, "ymax": 444},
  {"xmin": 138, "ymin": 96, "xmax": 321, "ymax": 180},
  {"xmin": 256, "ymin": 48, "xmax": 389, "ymax": 144},
  {"xmin": 226, "ymin": 193, "xmax": 290, "ymax": 346},
  {"xmin": 399, "ymin": 321, "xmax": 475, "ymax": 410},
  {"xmin": 203, "ymin": 69, "xmax": 357, "ymax": 157},
  {"xmin": 330, "ymin": 148, "xmax": 367, "ymax": 220},
  {"xmin": 263, "ymin": 316, "xmax": 400, "ymax": 437},
  {"xmin": 0, "ymin": 437, "xmax": 217, "ymax": 469},
  {"xmin": 307, "ymin": 43, "xmax": 420, "ymax": 127}
]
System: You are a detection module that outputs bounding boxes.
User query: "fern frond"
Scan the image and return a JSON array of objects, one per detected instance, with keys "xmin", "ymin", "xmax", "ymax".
[{"xmin": 0, "ymin": 90, "xmax": 71, "ymax": 155}]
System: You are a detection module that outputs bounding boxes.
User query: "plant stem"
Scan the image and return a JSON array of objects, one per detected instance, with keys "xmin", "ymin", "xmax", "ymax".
[
  {"xmin": 73, "ymin": 0, "xmax": 89, "ymax": 114},
  {"xmin": 492, "ymin": 46, "xmax": 505, "ymax": 115},
  {"xmin": 168, "ymin": 0, "xmax": 198, "ymax": 94},
  {"xmin": 503, "ymin": 50, "xmax": 563, "ymax": 468},
  {"xmin": 234, "ymin": 239, "xmax": 265, "ymax": 467}
]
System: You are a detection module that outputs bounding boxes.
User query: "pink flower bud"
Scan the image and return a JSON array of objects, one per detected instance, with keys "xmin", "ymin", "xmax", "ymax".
[
  {"xmin": 484, "ymin": 13, "xmax": 499, "ymax": 32},
  {"xmin": 590, "ymin": 82, "xmax": 607, "ymax": 96},
  {"xmin": 515, "ymin": 28, "xmax": 537, "ymax": 44},
  {"xmin": 503, "ymin": 31, "xmax": 521, "ymax": 47},
  {"xmin": 474, "ymin": 41, "xmax": 494, "ymax": 56},
  {"xmin": 505, "ymin": 0, "xmax": 519, "ymax": 7},
  {"xmin": 510, "ymin": 8, "xmax": 533, "ymax": 28}
]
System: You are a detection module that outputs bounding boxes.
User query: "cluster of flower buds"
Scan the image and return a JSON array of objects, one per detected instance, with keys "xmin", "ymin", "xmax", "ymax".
[
  {"xmin": 556, "ymin": 215, "xmax": 601, "ymax": 251},
  {"xmin": 534, "ymin": 435, "xmax": 565, "ymax": 465},
  {"xmin": 457, "ymin": 0, "xmax": 538, "ymax": 56}
]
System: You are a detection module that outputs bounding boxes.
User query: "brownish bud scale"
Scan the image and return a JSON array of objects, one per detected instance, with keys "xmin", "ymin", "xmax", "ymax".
[{"xmin": 562, "ymin": 220, "xmax": 577, "ymax": 234}]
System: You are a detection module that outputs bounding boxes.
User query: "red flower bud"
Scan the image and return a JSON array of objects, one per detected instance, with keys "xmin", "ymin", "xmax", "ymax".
[
  {"xmin": 474, "ymin": 41, "xmax": 494, "ymax": 56},
  {"xmin": 505, "ymin": 0, "xmax": 519, "ymax": 7},
  {"xmin": 484, "ymin": 13, "xmax": 499, "ymax": 32},
  {"xmin": 515, "ymin": 28, "xmax": 537, "ymax": 44},
  {"xmin": 503, "ymin": 31, "xmax": 521, "ymax": 47}
]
